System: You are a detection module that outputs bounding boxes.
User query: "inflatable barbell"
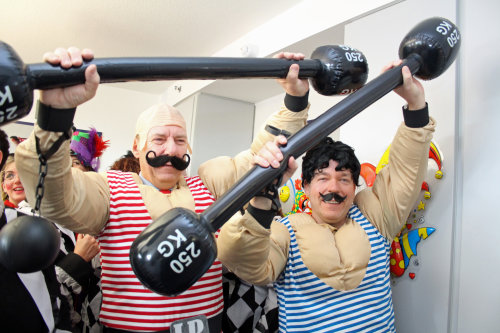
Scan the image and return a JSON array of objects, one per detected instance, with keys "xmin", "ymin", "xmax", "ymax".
[{"xmin": 0, "ymin": 43, "xmax": 368, "ymax": 126}]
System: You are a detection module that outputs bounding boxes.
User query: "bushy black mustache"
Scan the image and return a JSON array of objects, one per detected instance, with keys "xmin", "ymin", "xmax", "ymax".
[
  {"xmin": 145, "ymin": 151, "xmax": 190, "ymax": 170},
  {"xmin": 320, "ymin": 192, "xmax": 347, "ymax": 203}
]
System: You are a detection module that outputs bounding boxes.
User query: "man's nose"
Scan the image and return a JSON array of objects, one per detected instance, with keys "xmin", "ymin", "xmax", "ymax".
[
  {"xmin": 326, "ymin": 179, "xmax": 340, "ymax": 193},
  {"xmin": 162, "ymin": 138, "xmax": 178, "ymax": 155}
]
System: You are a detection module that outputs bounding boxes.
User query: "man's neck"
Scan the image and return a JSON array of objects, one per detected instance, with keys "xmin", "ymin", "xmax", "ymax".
[
  {"xmin": 138, "ymin": 172, "xmax": 177, "ymax": 191},
  {"xmin": 313, "ymin": 214, "xmax": 348, "ymax": 230}
]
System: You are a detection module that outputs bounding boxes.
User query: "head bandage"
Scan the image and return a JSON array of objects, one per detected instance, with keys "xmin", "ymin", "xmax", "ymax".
[{"xmin": 135, "ymin": 103, "xmax": 191, "ymax": 153}]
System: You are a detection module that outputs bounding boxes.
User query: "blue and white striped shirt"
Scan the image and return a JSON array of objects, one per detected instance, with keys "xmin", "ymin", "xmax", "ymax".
[{"xmin": 274, "ymin": 205, "xmax": 395, "ymax": 332}]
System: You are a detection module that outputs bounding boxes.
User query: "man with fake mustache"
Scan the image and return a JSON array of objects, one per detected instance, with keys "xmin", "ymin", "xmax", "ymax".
[
  {"xmin": 15, "ymin": 47, "xmax": 310, "ymax": 333},
  {"xmin": 218, "ymin": 59, "xmax": 435, "ymax": 332}
]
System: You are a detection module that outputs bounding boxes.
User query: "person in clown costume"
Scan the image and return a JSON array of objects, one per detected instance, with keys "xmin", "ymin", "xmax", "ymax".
[{"xmin": 70, "ymin": 128, "xmax": 110, "ymax": 172}]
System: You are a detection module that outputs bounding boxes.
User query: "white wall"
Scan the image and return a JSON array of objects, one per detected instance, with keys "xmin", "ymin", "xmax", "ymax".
[
  {"xmin": 188, "ymin": 93, "xmax": 254, "ymax": 174},
  {"xmin": 456, "ymin": 0, "xmax": 500, "ymax": 331}
]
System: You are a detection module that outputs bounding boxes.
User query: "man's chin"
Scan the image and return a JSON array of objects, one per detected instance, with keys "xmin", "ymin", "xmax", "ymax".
[
  {"xmin": 154, "ymin": 168, "xmax": 181, "ymax": 182},
  {"xmin": 321, "ymin": 206, "xmax": 349, "ymax": 220},
  {"xmin": 155, "ymin": 165, "xmax": 180, "ymax": 174}
]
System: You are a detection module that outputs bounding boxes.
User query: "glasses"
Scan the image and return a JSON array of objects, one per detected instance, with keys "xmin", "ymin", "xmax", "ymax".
[{"xmin": 3, "ymin": 171, "xmax": 18, "ymax": 183}]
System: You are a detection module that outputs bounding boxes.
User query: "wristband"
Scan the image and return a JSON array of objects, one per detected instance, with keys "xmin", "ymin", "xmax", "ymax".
[
  {"xmin": 284, "ymin": 90, "xmax": 309, "ymax": 112},
  {"xmin": 36, "ymin": 101, "xmax": 76, "ymax": 132},
  {"xmin": 265, "ymin": 124, "xmax": 291, "ymax": 138},
  {"xmin": 247, "ymin": 203, "xmax": 276, "ymax": 229},
  {"xmin": 402, "ymin": 102, "xmax": 429, "ymax": 128}
]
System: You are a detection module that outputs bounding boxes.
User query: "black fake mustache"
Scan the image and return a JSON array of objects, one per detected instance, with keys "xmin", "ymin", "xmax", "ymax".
[
  {"xmin": 320, "ymin": 192, "xmax": 347, "ymax": 203},
  {"xmin": 145, "ymin": 151, "xmax": 191, "ymax": 170}
]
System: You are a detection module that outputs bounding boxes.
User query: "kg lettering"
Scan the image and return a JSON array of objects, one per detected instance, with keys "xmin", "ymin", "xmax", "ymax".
[{"xmin": 157, "ymin": 228, "xmax": 202, "ymax": 274}]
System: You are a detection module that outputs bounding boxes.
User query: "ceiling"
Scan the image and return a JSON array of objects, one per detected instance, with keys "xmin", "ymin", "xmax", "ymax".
[{"xmin": 0, "ymin": 0, "xmax": 345, "ymax": 103}]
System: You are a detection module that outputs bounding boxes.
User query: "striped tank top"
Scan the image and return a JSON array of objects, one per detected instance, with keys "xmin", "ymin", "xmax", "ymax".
[
  {"xmin": 274, "ymin": 205, "xmax": 395, "ymax": 332},
  {"xmin": 99, "ymin": 171, "xmax": 223, "ymax": 331}
]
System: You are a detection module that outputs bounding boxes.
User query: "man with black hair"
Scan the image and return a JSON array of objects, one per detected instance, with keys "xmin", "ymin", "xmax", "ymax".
[{"xmin": 218, "ymin": 60, "xmax": 435, "ymax": 332}]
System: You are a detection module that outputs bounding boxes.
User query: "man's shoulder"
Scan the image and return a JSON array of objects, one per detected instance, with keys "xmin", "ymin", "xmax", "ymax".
[
  {"xmin": 282, "ymin": 213, "xmax": 315, "ymax": 226},
  {"xmin": 103, "ymin": 170, "xmax": 141, "ymax": 182},
  {"xmin": 354, "ymin": 188, "xmax": 372, "ymax": 211}
]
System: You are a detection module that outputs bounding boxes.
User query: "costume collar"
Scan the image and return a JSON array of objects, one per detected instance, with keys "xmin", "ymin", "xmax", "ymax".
[
  {"xmin": 138, "ymin": 171, "xmax": 180, "ymax": 192},
  {"xmin": 3, "ymin": 200, "xmax": 16, "ymax": 209}
]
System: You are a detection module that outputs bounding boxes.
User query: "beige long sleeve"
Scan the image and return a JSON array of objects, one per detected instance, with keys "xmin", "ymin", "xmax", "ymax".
[{"xmin": 356, "ymin": 117, "xmax": 436, "ymax": 240}]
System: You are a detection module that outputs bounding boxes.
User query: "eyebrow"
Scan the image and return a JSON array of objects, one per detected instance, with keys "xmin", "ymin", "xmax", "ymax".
[
  {"xmin": 313, "ymin": 169, "xmax": 328, "ymax": 177},
  {"xmin": 314, "ymin": 168, "xmax": 351, "ymax": 176},
  {"xmin": 150, "ymin": 133, "xmax": 187, "ymax": 140}
]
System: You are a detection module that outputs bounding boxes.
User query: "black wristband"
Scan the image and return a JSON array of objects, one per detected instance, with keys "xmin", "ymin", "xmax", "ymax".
[
  {"xmin": 247, "ymin": 203, "xmax": 276, "ymax": 229},
  {"xmin": 284, "ymin": 90, "xmax": 309, "ymax": 112},
  {"xmin": 36, "ymin": 101, "xmax": 76, "ymax": 132},
  {"xmin": 265, "ymin": 124, "xmax": 292, "ymax": 138},
  {"xmin": 403, "ymin": 102, "xmax": 429, "ymax": 128}
]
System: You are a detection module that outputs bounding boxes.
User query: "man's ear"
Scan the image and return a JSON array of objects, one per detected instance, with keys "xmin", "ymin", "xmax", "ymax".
[
  {"xmin": 303, "ymin": 181, "xmax": 310, "ymax": 197},
  {"xmin": 132, "ymin": 136, "xmax": 141, "ymax": 159}
]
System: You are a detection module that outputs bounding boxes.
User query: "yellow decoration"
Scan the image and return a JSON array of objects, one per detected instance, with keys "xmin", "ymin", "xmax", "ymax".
[
  {"xmin": 279, "ymin": 185, "xmax": 290, "ymax": 202},
  {"xmin": 375, "ymin": 145, "xmax": 391, "ymax": 174}
]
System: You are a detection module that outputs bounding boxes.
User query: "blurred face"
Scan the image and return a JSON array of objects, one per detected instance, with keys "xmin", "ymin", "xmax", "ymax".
[
  {"xmin": 71, "ymin": 156, "xmax": 88, "ymax": 171},
  {"xmin": 134, "ymin": 125, "xmax": 188, "ymax": 190},
  {"xmin": 303, "ymin": 160, "xmax": 356, "ymax": 228},
  {"xmin": 2, "ymin": 162, "xmax": 26, "ymax": 206}
]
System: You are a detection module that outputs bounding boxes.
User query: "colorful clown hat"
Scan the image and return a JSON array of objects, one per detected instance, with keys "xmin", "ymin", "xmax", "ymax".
[{"xmin": 70, "ymin": 128, "xmax": 110, "ymax": 171}]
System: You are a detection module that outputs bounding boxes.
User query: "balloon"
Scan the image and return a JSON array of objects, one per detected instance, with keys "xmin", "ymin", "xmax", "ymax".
[
  {"xmin": 376, "ymin": 145, "xmax": 391, "ymax": 174},
  {"xmin": 360, "ymin": 163, "xmax": 377, "ymax": 187},
  {"xmin": 400, "ymin": 227, "xmax": 435, "ymax": 268},
  {"xmin": 390, "ymin": 238, "xmax": 405, "ymax": 277},
  {"xmin": 279, "ymin": 185, "xmax": 290, "ymax": 202},
  {"xmin": 0, "ymin": 216, "xmax": 61, "ymax": 273}
]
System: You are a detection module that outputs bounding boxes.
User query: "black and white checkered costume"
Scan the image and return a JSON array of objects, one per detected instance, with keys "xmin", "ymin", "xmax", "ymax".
[
  {"xmin": 222, "ymin": 270, "xmax": 278, "ymax": 333},
  {"xmin": 1, "ymin": 202, "xmax": 99, "ymax": 332},
  {"xmin": 0, "ymin": 205, "xmax": 73, "ymax": 332},
  {"xmin": 80, "ymin": 254, "xmax": 103, "ymax": 333}
]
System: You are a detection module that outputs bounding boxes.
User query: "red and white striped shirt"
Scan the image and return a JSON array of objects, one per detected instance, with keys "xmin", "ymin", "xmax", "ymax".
[{"xmin": 99, "ymin": 171, "xmax": 223, "ymax": 331}]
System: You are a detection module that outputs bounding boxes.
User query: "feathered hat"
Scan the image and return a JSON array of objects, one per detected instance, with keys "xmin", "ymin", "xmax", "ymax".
[
  {"xmin": 70, "ymin": 128, "xmax": 110, "ymax": 171},
  {"xmin": 10, "ymin": 136, "xmax": 26, "ymax": 146}
]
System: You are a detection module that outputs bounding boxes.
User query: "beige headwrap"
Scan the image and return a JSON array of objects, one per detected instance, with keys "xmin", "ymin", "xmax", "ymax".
[{"xmin": 135, "ymin": 103, "xmax": 191, "ymax": 153}]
